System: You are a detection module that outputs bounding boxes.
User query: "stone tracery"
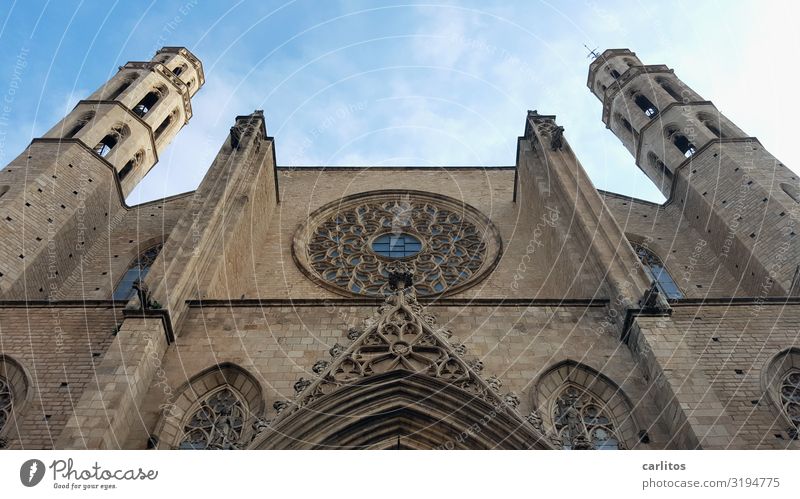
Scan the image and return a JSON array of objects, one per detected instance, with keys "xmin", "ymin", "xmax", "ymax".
[{"xmin": 295, "ymin": 191, "xmax": 501, "ymax": 297}]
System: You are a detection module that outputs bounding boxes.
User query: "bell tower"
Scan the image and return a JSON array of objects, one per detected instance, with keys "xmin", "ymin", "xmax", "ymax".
[
  {"xmin": 42, "ymin": 46, "xmax": 203, "ymax": 196},
  {"xmin": 0, "ymin": 47, "xmax": 203, "ymax": 298},
  {"xmin": 589, "ymin": 49, "xmax": 799, "ymax": 296}
]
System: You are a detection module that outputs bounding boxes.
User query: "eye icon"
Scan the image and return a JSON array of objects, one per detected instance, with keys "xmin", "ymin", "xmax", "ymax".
[{"xmin": 20, "ymin": 459, "xmax": 45, "ymax": 487}]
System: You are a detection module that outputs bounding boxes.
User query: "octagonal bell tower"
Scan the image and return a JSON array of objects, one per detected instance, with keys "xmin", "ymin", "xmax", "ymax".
[
  {"xmin": 0, "ymin": 47, "xmax": 203, "ymax": 299},
  {"xmin": 589, "ymin": 48, "xmax": 800, "ymax": 296}
]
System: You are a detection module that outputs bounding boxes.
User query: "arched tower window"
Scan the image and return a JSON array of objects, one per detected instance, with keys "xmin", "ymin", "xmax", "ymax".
[
  {"xmin": 657, "ymin": 78, "xmax": 683, "ymax": 102},
  {"xmin": 118, "ymin": 150, "xmax": 144, "ymax": 182},
  {"xmin": 172, "ymin": 64, "xmax": 188, "ymax": 77},
  {"xmin": 631, "ymin": 241, "xmax": 683, "ymax": 299},
  {"xmin": 106, "ymin": 73, "xmax": 138, "ymax": 101},
  {"xmin": 633, "ymin": 93, "xmax": 658, "ymax": 118},
  {"xmin": 665, "ymin": 125, "xmax": 696, "ymax": 158},
  {"xmin": 615, "ymin": 113, "xmax": 635, "ymax": 142},
  {"xmin": 697, "ymin": 112, "xmax": 729, "ymax": 139},
  {"xmin": 0, "ymin": 185, "xmax": 9, "ymax": 199},
  {"xmin": 112, "ymin": 244, "xmax": 162, "ymax": 300},
  {"xmin": 64, "ymin": 111, "xmax": 95, "ymax": 138},
  {"xmin": 93, "ymin": 124, "xmax": 128, "ymax": 158},
  {"xmin": 762, "ymin": 348, "xmax": 800, "ymax": 437},
  {"xmin": 647, "ymin": 152, "xmax": 672, "ymax": 180},
  {"xmin": 154, "ymin": 108, "xmax": 178, "ymax": 141},
  {"xmin": 133, "ymin": 87, "xmax": 166, "ymax": 118},
  {"xmin": 780, "ymin": 183, "xmax": 800, "ymax": 204},
  {"xmin": 534, "ymin": 361, "xmax": 639, "ymax": 450},
  {"xmin": 609, "ymin": 68, "xmax": 621, "ymax": 80}
]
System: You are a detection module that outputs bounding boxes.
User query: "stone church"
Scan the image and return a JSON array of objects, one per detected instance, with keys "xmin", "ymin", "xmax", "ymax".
[{"xmin": 0, "ymin": 46, "xmax": 798, "ymax": 450}]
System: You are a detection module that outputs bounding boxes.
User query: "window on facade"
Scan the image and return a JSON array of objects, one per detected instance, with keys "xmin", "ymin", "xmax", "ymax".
[
  {"xmin": 553, "ymin": 384, "xmax": 622, "ymax": 450},
  {"xmin": 178, "ymin": 387, "xmax": 247, "ymax": 449},
  {"xmin": 657, "ymin": 78, "xmax": 683, "ymax": 102},
  {"xmin": 106, "ymin": 77, "xmax": 135, "ymax": 101},
  {"xmin": 0, "ymin": 185, "xmax": 8, "ymax": 199},
  {"xmin": 172, "ymin": 64, "xmax": 187, "ymax": 77},
  {"xmin": 634, "ymin": 94, "xmax": 658, "ymax": 118},
  {"xmin": 133, "ymin": 90, "xmax": 162, "ymax": 118},
  {"xmin": 64, "ymin": 111, "xmax": 95, "ymax": 138},
  {"xmin": 112, "ymin": 244, "xmax": 162, "ymax": 300},
  {"xmin": 154, "ymin": 109, "xmax": 177, "ymax": 141},
  {"xmin": 780, "ymin": 370, "xmax": 800, "ymax": 431},
  {"xmin": 632, "ymin": 242, "xmax": 683, "ymax": 299},
  {"xmin": 666, "ymin": 127, "xmax": 696, "ymax": 158},
  {"xmin": 647, "ymin": 152, "xmax": 672, "ymax": 182},
  {"xmin": 609, "ymin": 69, "xmax": 621, "ymax": 79},
  {"xmin": 118, "ymin": 151, "xmax": 143, "ymax": 182},
  {"xmin": 697, "ymin": 113, "xmax": 729, "ymax": 139},
  {"xmin": 93, "ymin": 135, "xmax": 119, "ymax": 158},
  {"xmin": 0, "ymin": 376, "xmax": 12, "ymax": 435},
  {"xmin": 371, "ymin": 233, "xmax": 422, "ymax": 259}
]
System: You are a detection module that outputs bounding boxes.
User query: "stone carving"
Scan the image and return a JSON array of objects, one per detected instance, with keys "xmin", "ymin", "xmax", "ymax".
[
  {"xmin": 312, "ymin": 360, "xmax": 329, "ymax": 375},
  {"xmin": 293, "ymin": 377, "xmax": 311, "ymax": 395},
  {"xmin": 552, "ymin": 384, "xmax": 625, "ymax": 450},
  {"xmin": 178, "ymin": 388, "xmax": 246, "ymax": 449},
  {"xmin": 329, "ymin": 343, "xmax": 345, "ymax": 358},
  {"xmin": 504, "ymin": 392, "xmax": 521, "ymax": 409},
  {"xmin": 486, "ymin": 375, "xmax": 503, "ymax": 392},
  {"xmin": 302, "ymin": 196, "xmax": 492, "ymax": 297},
  {"xmin": 280, "ymin": 289, "xmax": 527, "ymax": 426},
  {"xmin": 252, "ymin": 417, "xmax": 271, "ymax": 434},
  {"xmin": 468, "ymin": 359, "xmax": 484, "ymax": 374},
  {"xmin": 526, "ymin": 110, "xmax": 565, "ymax": 151},
  {"xmin": 346, "ymin": 327, "xmax": 362, "ymax": 341},
  {"xmin": 640, "ymin": 281, "xmax": 664, "ymax": 312},
  {"xmin": 273, "ymin": 400, "xmax": 289, "ymax": 415},
  {"xmin": 230, "ymin": 119, "xmax": 258, "ymax": 149},
  {"xmin": 525, "ymin": 410, "xmax": 545, "ymax": 433},
  {"xmin": 132, "ymin": 279, "xmax": 154, "ymax": 310}
]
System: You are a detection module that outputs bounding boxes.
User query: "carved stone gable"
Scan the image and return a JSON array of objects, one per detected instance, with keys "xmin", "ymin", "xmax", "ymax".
[{"xmin": 262, "ymin": 289, "xmax": 552, "ymax": 451}]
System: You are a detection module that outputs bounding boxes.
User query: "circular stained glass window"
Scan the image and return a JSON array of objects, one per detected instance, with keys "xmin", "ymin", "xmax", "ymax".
[
  {"xmin": 371, "ymin": 233, "xmax": 422, "ymax": 259},
  {"xmin": 293, "ymin": 190, "xmax": 502, "ymax": 297}
]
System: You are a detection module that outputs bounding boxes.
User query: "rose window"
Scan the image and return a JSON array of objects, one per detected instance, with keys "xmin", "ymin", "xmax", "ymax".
[{"xmin": 294, "ymin": 191, "xmax": 501, "ymax": 297}]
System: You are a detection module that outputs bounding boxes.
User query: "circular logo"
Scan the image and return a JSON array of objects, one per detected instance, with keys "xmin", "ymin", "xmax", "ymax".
[{"xmin": 20, "ymin": 458, "xmax": 45, "ymax": 487}]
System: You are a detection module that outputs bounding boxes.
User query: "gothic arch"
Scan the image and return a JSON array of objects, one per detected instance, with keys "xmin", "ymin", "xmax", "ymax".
[
  {"xmin": 153, "ymin": 362, "xmax": 265, "ymax": 449},
  {"xmin": 250, "ymin": 289, "xmax": 553, "ymax": 450},
  {"xmin": 533, "ymin": 360, "xmax": 640, "ymax": 449},
  {"xmin": 250, "ymin": 370, "xmax": 550, "ymax": 450},
  {"xmin": 0, "ymin": 355, "xmax": 32, "ymax": 447},
  {"xmin": 761, "ymin": 348, "xmax": 800, "ymax": 434}
]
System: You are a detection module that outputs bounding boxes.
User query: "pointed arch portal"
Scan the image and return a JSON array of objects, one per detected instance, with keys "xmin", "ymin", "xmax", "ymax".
[
  {"xmin": 249, "ymin": 370, "xmax": 550, "ymax": 449},
  {"xmin": 250, "ymin": 288, "xmax": 552, "ymax": 450}
]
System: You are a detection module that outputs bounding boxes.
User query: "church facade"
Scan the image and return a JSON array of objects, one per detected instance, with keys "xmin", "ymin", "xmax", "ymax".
[{"xmin": 0, "ymin": 46, "xmax": 798, "ymax": 450}]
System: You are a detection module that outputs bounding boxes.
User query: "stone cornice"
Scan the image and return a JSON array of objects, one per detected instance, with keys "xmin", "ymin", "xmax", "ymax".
[{"xmin": 186, "ymin": 298, "xmax": 611, "ymax": 308}]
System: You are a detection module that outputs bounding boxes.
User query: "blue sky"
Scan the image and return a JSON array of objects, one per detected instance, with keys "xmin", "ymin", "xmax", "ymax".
[{"xmin": 0, "ymin": 0, "xmax": 798, "ymax": 204}]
